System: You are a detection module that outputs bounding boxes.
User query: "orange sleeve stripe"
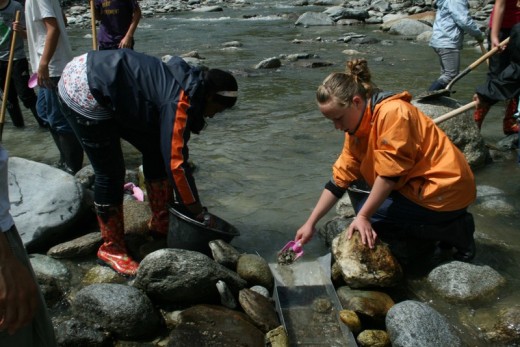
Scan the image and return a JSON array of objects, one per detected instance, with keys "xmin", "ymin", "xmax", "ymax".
[{"xmin": 170, "ymin": 91, "xmax": 196, "ymax": 205}]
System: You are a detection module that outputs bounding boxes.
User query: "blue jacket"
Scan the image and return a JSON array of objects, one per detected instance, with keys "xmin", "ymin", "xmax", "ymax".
[
  {"xmin": 429, "ymin": 0, "xmax": 483, "ymax": 49},
  {"xmin": 87, "ymin": 49, "xmax": 207, "ymax": 205}
]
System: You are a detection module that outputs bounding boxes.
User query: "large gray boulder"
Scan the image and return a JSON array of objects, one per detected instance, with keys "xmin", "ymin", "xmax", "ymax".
[{"xmin": 8, "ymin": 157, "xmax": 87, "ymax": 251}]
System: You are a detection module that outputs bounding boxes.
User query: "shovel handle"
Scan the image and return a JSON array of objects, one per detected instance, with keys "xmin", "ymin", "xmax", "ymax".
[
  {"xmin": 90, "ymin": 0, "xmax": 98, "ymax": 50},
  {"xmin": 0, "ymin": 10, "xmax": 21, "ymax": 142},
  {"xmin": 445, "ymin": 37, "xmax": 510, "ymax": 91},
  {"xmin": 433, "ymin": 101, "xmax": 477, "ymax": 124}
]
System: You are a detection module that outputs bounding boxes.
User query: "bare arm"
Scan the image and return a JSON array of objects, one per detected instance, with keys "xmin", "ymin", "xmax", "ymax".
[
  {"xmin": 490, "ymin": 0, "xmax": 506, "ymax": 50},
  {"xmin": 347, "ymin": 176, "xmax": 396, "ymax": 248},
  {"xmin": 295, "ymin": 189, "xmax": 339, "ymax": 245},
  {"xmin": 0, "ymin": 231, "xmax": 39, "ymax": 335},
  {"xmin": 38, "ymin": 17, "xmax": 60, "ymax": 88},
  {"xmin": 119, "ymin": 5, "xmax": 141, "ymax": 49}
]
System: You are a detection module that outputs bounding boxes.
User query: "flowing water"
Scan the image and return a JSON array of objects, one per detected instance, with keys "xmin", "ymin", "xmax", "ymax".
[{"xmin": 2, "ymin": 2, "xmax": 519, "ymax": 344}]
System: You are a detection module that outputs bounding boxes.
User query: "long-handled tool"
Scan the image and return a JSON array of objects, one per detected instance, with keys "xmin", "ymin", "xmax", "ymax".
[
  {"xmin": 416, "ymin": 37, "xmax": 510, "ymax": 102},
  {"xmin": 432, "ymin": 101, "xmax": 477, "ymax": 124},
  {"xmin": 90, "ymin": 0, "xmax": 98, "ymax": 50},
  {"xmin": 0, "ymin": 11, "xmax": 21, "ymax": 141}
]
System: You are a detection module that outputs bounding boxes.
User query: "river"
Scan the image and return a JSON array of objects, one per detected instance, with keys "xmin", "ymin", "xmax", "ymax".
[{"xmin": 2, "ymin": 2, "xmax": 519, "ymax": 345}]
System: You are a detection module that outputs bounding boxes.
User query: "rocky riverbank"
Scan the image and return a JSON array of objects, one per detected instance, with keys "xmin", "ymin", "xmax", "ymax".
[{"xmin": 12, "ymin": 0, "xmax": 520, "ymax": 346}]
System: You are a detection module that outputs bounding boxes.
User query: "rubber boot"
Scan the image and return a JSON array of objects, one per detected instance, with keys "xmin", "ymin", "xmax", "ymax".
[
  {"xmin": 427, "ymin": 79, "xmax": 446, "ymax": 92},
  {"xmin": 503, "ymin": 98, "xmax": 519, "ymax": 135},
  {"xmin": 414, "ymin": 212, "xmax": 476, "ymax": 262},
  {"xmin": 145, "ymin": 178, "xmax": 173, "ymax": 238},
  {"xmin": 58, "ymin": 133, "xmax": 84, "ymax": 174},
  {"xmin": 6, "ymin": 100, "xmax": 25, "ymax": 128},
  {"xmin": 95, "ymin": 203, "xmax": 139, "ymax": 276},
  {"xmin": 30, "ymin": 105, "xmax": 48, "ymax": 128},
  {"xmin": 473, "ymin": 103, "xmax": 491, "ymax": 130}
]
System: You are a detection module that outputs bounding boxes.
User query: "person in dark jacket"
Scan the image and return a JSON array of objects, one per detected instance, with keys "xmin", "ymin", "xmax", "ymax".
[
  {"xmin": 57, "ymin": 49, "xmax": 238, "ymax": 276},
  {"xmin": 473, "ymin": 22, "xmax": 520, "ymax": 118}
]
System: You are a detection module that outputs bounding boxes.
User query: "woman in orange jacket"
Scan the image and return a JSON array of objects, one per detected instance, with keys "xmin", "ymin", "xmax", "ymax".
[{"xmin": 294, "ymin": 59, "xmax": 477, "ymax": 263}]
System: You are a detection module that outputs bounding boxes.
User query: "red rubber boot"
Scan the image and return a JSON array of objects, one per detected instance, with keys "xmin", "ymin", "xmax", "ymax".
[
  {"xmin": 145, "ymin": 179, "xmax": 173, "ymax": 238},
  {"xmin": 95, "ymin": 203, "xmax": 139, "ymax": 276},
  {"xmin": 503, "ymin": 98, "xmax": 519, "ymax": 135}
]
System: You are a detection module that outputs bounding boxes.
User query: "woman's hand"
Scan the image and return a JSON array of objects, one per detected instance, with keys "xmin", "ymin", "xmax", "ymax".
[
  {"xmin": 347, "ymin": 215, "xmax": 378, "ymax": 248},
  {"xmin": 295, "ymin": 222, "xmax": 316, "ymax": 245}
]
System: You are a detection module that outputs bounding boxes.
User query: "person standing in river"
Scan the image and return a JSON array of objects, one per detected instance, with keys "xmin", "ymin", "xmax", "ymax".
[
  {"xmin": 0, "ymin": 145, "xmax": 57, "ymax": 347},
  {"xmin": 57, "ymin": 49, "xmax": 238, "ymax": 276},
  {"xmin": 23, "ymin": 0, "xmax": 84, "ymax": 174},
  {"xmin": 294, "ymin": 59, "xmax": 477, "ymax": 264},
  {"xmin": 473, "ymin": 0, "xmax": 520, "ymax": 134},
  {"xmin": 428, "ymin": 0, "xmax": 484, "ymax": 91},
  {"xmin": 91, "ymin": 0, "xmax": 141, "ymax": 50},
  {"xmin": 0, "ymin": 0, "xmax": 46, "ymax": 128}
]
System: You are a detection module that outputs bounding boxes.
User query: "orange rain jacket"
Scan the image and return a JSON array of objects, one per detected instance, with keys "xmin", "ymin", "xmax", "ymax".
[{"xmin": 331, "ymin": 91, "xmax": 476, "ymax": 212}]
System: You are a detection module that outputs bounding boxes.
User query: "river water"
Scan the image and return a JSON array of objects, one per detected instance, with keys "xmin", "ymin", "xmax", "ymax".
[{"xmin": 2, "ymin": 2, "xmax": 519, "ymax": 344}]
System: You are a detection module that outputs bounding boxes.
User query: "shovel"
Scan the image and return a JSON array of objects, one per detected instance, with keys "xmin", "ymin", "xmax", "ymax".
[
  {"xmin": 416, "ymin": 37, "xmax": 510, "ymax": 102},
  {"xmin": 0, "ymin": 11, "xmax": 20, "ymax": 141},
  {"xmin": 432, "ymin": 101, "xmax": 477, "ymax": 124}
]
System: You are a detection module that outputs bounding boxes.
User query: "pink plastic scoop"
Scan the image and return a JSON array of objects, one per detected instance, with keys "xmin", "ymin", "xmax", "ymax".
[
  {"xmin": 28, "ymin": 73, "xmax": 38, "ymax": 88},
  {"xmin": 277, "ymin": 241, "xmax": 304, "ymax": 265}
]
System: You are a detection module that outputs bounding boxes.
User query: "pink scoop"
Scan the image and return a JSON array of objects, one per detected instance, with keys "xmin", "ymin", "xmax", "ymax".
[
  {"xmin": 28, "ymin": 73, "xmax": 38, "ymax": 88},
  {"xmin": 278, "ymin": 241, "xmax": 304, "ymax": 264}
]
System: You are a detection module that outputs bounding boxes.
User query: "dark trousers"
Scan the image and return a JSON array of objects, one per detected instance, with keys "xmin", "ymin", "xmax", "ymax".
[
  {"xmin": 0, "ymin": 58, "xmax": 38, "ymax": 125},
  {"xmin": 59, "ymin": 100, "xmax": 167, "ymax": 205}
]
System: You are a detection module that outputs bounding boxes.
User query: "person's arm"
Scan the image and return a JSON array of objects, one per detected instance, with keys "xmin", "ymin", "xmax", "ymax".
[
  {"xmin": 37, "ymin": 17, "xmax": 60, "ymax": 88},
  {"xmin": 119, "ymin": 3, "xmax": 141, "ymax": 49},
  {"xmin": 451, "ymin": 0, "xmax": 483, "ymax": 41},
  {"xmin": 490, "ymin": 0, "xmax": 506, "ymax": 49},
  {"xmin": 295, "ymin": 189, "xmax": 339, "ymax": 245},
  {"xmin": 0, "ymin": 231, "xmax": 39, "ymax": 335},
  {"xmin": 346, "ymin": 176, "xmax": 396, "ymax": 248},
  {"xmin": 12, "ymin": 20, "xmax": 27, "ymax": 40}
]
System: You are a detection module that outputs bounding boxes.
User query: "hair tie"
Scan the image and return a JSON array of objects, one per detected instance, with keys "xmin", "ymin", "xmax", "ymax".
[{"xmin": 216, "ymin": 90, "xmax": 238, "ymax": 97}]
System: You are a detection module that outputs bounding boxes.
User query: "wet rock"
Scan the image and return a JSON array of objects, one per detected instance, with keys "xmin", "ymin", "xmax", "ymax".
[
  {"xmin": 209, "ymin": 239, "xmax": 241, "ymax": 270},
  {"xmin": 236, "ymin": 253, "xmax": 274, "ymax": 291},
  {"xmin": 295, "ymin": 12, "xmax": 335, "ymax": 26},
  {"xmin": 386, "ymin": 300, "xmax": 462, "ymax": 347},
  {"xmin": 168, "ymin": 305, "xmax": 264, "ymax": 347},
  {"xmin": 73, "ymin": 283, "xmax": 163, "ymax": 339},
  {"xmin": 332, "ymin": 231, "xmax": 403, "ymax": 288},
  {"xmin": 318, "ymin": 216, "xmax": 352, "ymax": 248},
  {"xmin": 8, "ymin": 157, "xmax": 87, "ymax": 251},
  {"xmin": 265, "ymin": 325, "xmax": 289, "ymax": 346},
  {"xmin": 489, "ymin": 305, "xmax": 520, "ymax": 344},
  {"xmin": 133, "ymin": 249, "xmax": 247, "ymax": 304},
  {"xmin": 216, "ymin": 280, "xmax": 238, "ymax": 309},
  {"xmin": 47, "ymin": 231, "xmax": 102, "ymax": 259},
  {"xmin": 238, "ymin": 288, "xmax": 280, "ymax": 333},
  {"xmin": 336, "ymin": 287, "xmax": 395, "ymax": 325},
  {"xmin": 55, "ymin": 317, "xmax": 112, "ymax": 347},
  {"xmin": 413, "ymin": 97, "xmax": 489, "ymax": 169},
  {"xmin": 255, "ymin": 57, "xmax": 282, "ymax": 69},
  {"xmin": 387, "ymin": 18, "xmax": 431, "ymax": 36},
  {"xmin": 356, "ymin": 329, "xmax": 391, "ymax": 347},
  {"xmin": 250, "ymin": 285, "xmax": 270, "ymax": 298},
  {"xmin": 123, "ymin": 199, "xmax": 151, "ymax": 234},
  {"xmin": 81, "ymin": 265, "xmax": 127, "ymax": 286},
  {"xmin": 339, "ymin": 310, "xmax": 362, "ymax": 335},
  {"xmin": 474, "ymin": 185, "xmax": 515, "ymax": 216},
  {"xmin": 427, "ymin": 261, "xmax": 506, "ymax": 302}
]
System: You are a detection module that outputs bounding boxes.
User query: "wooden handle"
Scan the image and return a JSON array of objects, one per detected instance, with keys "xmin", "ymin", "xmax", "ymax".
[
  {"xmin": 0, "ymin": 11, "xmax": 21, "ymax": 142},
  {"xmin": 468, "ymin": 37, "xmax": 509, "ymax": 69},
  {"xmin": 90, "ymin": 0, "xmax": 98, "ymax": 50},
  {"xmin": 479, "ymin": 42, "xmax": 488, "ymax": 66},
  {"xmin": 433, "ymin": 101, "xmax": 477, "ymax": 124}
]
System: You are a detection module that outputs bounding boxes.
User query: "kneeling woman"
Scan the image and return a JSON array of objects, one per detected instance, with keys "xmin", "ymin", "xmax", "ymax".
[
  {"xmin": 58, "ymin": 49, "xmax": 238, "ymax": 276},
  {"xmin": 294, "ymin": 59, "xmax": 476, "ymax": 264}
]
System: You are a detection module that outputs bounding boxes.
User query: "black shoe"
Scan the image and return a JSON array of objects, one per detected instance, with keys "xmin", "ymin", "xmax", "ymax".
[{"xmin": 452, "ymin": 213, "xmax": 476, "ymax": 262}]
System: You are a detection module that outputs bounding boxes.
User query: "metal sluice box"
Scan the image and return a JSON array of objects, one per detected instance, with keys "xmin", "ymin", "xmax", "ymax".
[{"xmin": 269, "ymin": 254, "xmax": 357, "ymax": 346}]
